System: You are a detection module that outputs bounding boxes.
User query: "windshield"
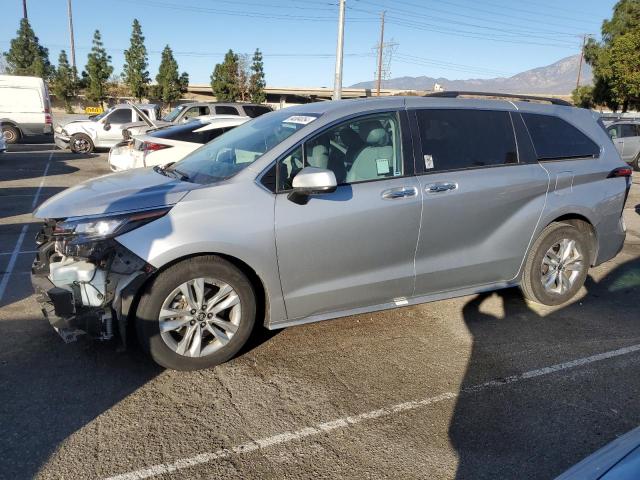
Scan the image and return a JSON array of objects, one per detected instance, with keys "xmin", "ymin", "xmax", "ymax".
[
  {"xmin": 92, "ymin": 108, "xmax": 113, "ymax": 122},
  {"xmin": 167, "ymin": 110, "xmax": 320, "ymax": 184},
  {"xmin": 162, "ymin": 105, "xmax": 187, "ymax": 122}
]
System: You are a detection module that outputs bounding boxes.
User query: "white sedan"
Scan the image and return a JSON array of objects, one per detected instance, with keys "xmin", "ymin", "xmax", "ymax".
[{"xmin": 108, "ymin": 116, "xmax": 249, "ymax": 172}]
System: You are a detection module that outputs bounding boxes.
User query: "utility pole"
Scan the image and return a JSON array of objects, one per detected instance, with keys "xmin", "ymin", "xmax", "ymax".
[
  {"xmin": 332, "ymin": 0, "xmax": 346, "ymax": 101},
  {"xmin": 22, "ymin": 0, "xmax": 27, "ymax": 18},
  {"xmin": 576, "ymin": 34, "xmax": 588, "ymax": 90},
  {"xmin": 67, "ymin": 0, "xmax": 76, "ymax": 70},
  {"xmin": 376, "ymin": 11, "xmax": 386, "ymax": 96}
]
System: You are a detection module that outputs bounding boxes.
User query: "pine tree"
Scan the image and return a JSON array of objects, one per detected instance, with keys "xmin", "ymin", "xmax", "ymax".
[
  {"xmin": 122, "ymin": 19, "xmax": 149, "ymax": 101},
  {"xmin": 210, "ymin": 50, "xmax": 240, "ymax": 102},
  {"xmin": 3, "ymin": 18, "xmax": 52, "ymax": 78},
  {"xmin": 249, "ymin": 48, "xmax": 266, "ymax": 103},
  {"xmin": 155, "ymin": 45, "xmax": 182, "ymax": 108},
  {"xmin": 179, "ymin": 71, "xmax": 189, "ymax": 94},
  {"xmin": 85, "ymin": 30, "xmax": 113, "ymax": 108},
  {"xmin": 51, "ymin": 50, "xmax": 78, "ymax": 113}
]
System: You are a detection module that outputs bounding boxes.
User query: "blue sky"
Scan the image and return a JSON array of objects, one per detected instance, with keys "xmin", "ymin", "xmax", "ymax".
[{"xmin": 1, "ymin": 0, "xmax": 617, "ymax": 87}]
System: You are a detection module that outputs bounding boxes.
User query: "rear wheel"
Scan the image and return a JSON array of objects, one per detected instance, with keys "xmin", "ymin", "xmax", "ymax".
[
  {"xmin": 520, "ymin": 223, "xmax": 590, "ymax": 306},
  {"xmin": 70, "ymin": 133, "xmax": 94, "ymax": 154},
  {"xmin": 632, "ymin": 154, "xmax": 639, "ymax": 172},
  {"xmin": 1, "ymin": 125, "xmax": 20, "ymax": 144},
  {"xmin": 136, "ymin": 256, "xmax": 256, "ymax": 370}
]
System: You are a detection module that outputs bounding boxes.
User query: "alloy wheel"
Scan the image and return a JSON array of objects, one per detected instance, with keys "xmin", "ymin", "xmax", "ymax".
[
  {"xmin": 158, "ymin": 278, "xmax": 241, "ymax": 357},
  {"xmin": 540, "ymin": 238, "xmax": 583, "ymax": 295}
]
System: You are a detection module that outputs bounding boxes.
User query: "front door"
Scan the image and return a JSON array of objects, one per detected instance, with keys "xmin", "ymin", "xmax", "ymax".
[
  {"xmin": 99, "ymin": 108, "xmax": 133, "ymax": 146},
  {"xmin": 274, "ymin": 111, "xmax": 421, "ymax": 321},
  {"xmin": 411, "ymin": 108, "xmax": 549, "ymax": 296},
  {"xmin": 620, "ymin": 124, "xmax": 640, "ymax": 162}
]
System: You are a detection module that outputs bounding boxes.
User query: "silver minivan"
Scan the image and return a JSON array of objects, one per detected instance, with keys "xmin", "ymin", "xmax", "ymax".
[{"xmin": 32, "ymin": 94, "xmax": 631, "ymax": 370}]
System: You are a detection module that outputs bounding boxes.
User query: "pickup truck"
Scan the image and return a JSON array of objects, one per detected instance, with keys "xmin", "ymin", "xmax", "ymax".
[{"xmin": 54, "ymin": 103, "xmax": 160, "ymax": 153}]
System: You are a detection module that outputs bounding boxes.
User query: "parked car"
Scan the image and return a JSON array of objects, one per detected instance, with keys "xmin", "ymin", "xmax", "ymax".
[
  {"xmin": 607, "ymin": 120, "xmax": 640, "ymax": 170},
  {"xmin": 31, "ymin": 94, "xmax": 630, "ymax": 370},
  {"xmin": 54, "ymin": 103, "xmax": 160, "ymax": 153},
  {"xmin": 123, "ymin": 102, "xmax": 272, "ymax": 138},
  {"xmin": 108, "ymin": 116, "xmax": 249, "ymax": 172},
  {"xmin": 556, "ymin": 426, "xmax": 640, "ymax": 479},
  {"xmin": 0, "ymin": 74, "xmax": 53, "ymax": 144}
]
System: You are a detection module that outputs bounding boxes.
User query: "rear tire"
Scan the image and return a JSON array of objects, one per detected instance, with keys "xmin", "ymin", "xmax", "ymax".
[
  {"xmin": 1, "ymin": 125, "xmax": 20, "ymax": 144},
  {"xmin": 70, "ymin": 133, "xmax": 94, "ymax": 154},
  {"xmin": 136, "ymin": 256, "xmax": 256, "ymax": 371},
  {"xmin": 632, "ymin": 154, "xmax": 639, "ymax": 172},
  {"xmin": 520, "ymin": 223, "xmax": 590, "ymax": 306}
]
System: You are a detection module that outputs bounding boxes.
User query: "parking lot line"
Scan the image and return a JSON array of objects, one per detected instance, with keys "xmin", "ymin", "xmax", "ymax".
[
  {"xmin": 104, "ymin": 342, "xmax": 640, "ymax": 480},
  {"xmin": 0, "ymin": 154, "xmax": 52, "ymax": 304}
]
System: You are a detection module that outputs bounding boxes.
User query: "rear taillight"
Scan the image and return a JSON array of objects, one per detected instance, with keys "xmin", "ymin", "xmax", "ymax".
[
  {"xmin": 608, "ymin": 166, "xmax": 633, "ymax": 178},
  {"xmin": 143, "ymin": 142, "xmax": 172, "ymax": 153},
  {"xmin": 142, "ymin": 142, "xmax": 172, "ymax": 166},
  {"xmin": 45, "ymin": 113, "xmax": 52, "ymax": 124}
]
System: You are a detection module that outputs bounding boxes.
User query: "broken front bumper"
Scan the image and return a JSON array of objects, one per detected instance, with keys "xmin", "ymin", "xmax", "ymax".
[
  {"xmin": 31, "ymin": 223, "xmax": 154, "ymax": 344},
  {"xmin": 54, "ymin": 132, "xmax": 71, "ymax": 150}
]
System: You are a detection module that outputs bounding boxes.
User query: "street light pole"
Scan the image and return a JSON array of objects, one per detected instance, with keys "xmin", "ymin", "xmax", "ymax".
[
  {"xmin": 67, "ymin": 0, "xmax": 77, "ymax": 70},
  {"xmin": 332, "ymin": 0, "xmax": 346, "ymax": 101},
  {"xmin": 22, "ymin": 0, "xmax": 28, "ymax": 18}
]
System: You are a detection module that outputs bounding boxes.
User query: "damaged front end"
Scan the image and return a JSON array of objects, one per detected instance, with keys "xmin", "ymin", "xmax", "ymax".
[{"xmin": 31, "ymin": 208, "xmax": 168, "ymax": 344}]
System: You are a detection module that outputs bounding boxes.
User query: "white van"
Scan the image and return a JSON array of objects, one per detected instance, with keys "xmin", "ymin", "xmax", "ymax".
[{"xmin": 0, "ymin": 75, "xmax": 53, "ymax": 144}]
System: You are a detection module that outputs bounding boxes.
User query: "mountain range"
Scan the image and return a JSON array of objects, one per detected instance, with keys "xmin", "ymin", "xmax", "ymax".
[{"xmin": 350, "ymin": 55, "xmax": 592, "ymax": 95}]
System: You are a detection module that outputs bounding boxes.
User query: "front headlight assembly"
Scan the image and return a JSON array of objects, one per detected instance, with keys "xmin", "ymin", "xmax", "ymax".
[
  {"xmin": 54, "ymin": 207, "xmax": 170, "ymax": 258},
  {"xmin": 57, "ymin": 207, "xmax": 170, "ymax": 239}
]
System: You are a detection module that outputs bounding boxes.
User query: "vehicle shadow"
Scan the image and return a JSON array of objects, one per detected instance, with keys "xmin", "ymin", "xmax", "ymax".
[
  {"xmin": 449, "ymin": 256, "xmax": 640, "ymax": 479},
  {"xmin": 0, "ymin": 148, "xmax": 88, "ymax": 183},
  {"xmin": 0, "ymin": 317, "xmax": 162, "ymax": 479}
]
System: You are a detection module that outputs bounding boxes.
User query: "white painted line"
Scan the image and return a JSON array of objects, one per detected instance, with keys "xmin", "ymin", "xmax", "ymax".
[
  {"xmin": 0, "ymin": 250, "xmax": 38, "ymax": 256},
  {"xmin": 0, "ymin": 154, "xmax": 52, "ymax": 304},
  {"xmin": 104, "ymin": 343, "xmax": 640, "ymax": 480}
]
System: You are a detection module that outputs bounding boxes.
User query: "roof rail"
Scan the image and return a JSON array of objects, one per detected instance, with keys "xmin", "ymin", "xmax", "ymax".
[{"xmin": 425, "ymin": 91, "xmax": 573, "ymax": 107}]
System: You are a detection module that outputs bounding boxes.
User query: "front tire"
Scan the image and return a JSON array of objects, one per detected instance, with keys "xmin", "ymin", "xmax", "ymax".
[
  {"xmin": 70, "ymin": 133, "xmax": 94, "ymax": 154},
  {"xmin": 136, "ymin": 256, "xmax": 256, "ymax": 370},
  {"xmin": 520, "ymin": 223, "xmax": 590, "ymax": 306},
  {"xmin": 2, "ymin": 125, "xmax": 20, "ymax": 144}
]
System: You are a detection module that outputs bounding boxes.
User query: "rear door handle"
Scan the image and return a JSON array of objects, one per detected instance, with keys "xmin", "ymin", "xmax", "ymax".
[
  {"xmin": 381, "ymin": 186, "xmax": 418, "ymax": 200},
  {"xmin": 426, "ymin": 182, "xmax": 458, "ymax": 193}
]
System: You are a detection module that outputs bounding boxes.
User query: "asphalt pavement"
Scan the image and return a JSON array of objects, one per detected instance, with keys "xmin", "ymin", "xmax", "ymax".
[{"xmin": 0, "ymin": 142, "xmax": 639, "ymax": 480}]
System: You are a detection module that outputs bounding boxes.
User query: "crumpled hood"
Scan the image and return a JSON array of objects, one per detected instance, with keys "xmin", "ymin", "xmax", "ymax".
[{"xmin": 34, "ymin": 167, "xmax": 199, "ymax": 219}]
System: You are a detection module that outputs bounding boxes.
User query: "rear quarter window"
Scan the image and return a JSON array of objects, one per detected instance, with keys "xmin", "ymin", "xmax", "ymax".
[
  {"xmin": 242, "ymin": 105, "xmax": 271, "ymax": 118},
  {"xmin": 522, "ymin": 113, "xmax": 599, "ymax": 160}
]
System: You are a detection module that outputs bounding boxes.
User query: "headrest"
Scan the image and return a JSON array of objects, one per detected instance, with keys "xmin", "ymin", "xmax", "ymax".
[
  {"xmin": 308, "ymin": 144, "xmax": 329, "ymax": 168},
  {"xmin": 366, "ymin": 128, "xmax": 388, "ymax": 146},
  {"xmin": 339, "ymin": 127, "xmax": 362, "ymax": 147}
]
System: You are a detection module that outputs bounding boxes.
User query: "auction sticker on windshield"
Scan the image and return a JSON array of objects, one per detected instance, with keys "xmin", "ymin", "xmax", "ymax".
[{"xmin": 283, "ymin": 115, "xmax": 317, "ymax": 125}]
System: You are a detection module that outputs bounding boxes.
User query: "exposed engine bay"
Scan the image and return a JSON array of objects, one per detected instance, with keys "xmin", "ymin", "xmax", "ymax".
[{"xmin": 31, "ymin": 218, "xmax": 155, "ymax": 344}]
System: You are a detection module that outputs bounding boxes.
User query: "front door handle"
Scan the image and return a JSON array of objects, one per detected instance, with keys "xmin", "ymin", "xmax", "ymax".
[
  {"xmin": 381, "ymin": 186, "xmax": 418, "ymax": 200},
  {"xmin": 426, "ymin": 182, "xmax": 457, "ymax": 194}
]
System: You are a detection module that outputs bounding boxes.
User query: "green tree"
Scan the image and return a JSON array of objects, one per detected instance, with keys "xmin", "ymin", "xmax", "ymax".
[
  {"xmin": 155, "ymin": 45, "xmax": 182, "ymax": 108},
  {"xmin": 571, "ymin": 85, "xmax": 594, "ymax": 109},
  {"xmin": 51, "ymin": 50, "xmax": 78, "ymax": 113},
  {"xmin": 3, "ymin": 18, "xmax": 52, "ymax": 78},
  {"xmin": 179, "ymin": 71, "xmax": 189, "ymax": 94},
  {"xmin": 210, "ymin": 50, "xmax": 240, "ymax": 101},
  {"xmin": 122, "ymin": 19, "xmax": 150, "ymax": 101},
  {"xmin": 585, "ymin": 0, "xmax": 640, "ymax": 111},
  {"xmin": 85, "ymin": 30, "xmax": 113, "ymax": 108},
  {"xmin": 249, "ymin": 48, "xmax": 266, "ymax": 103}
]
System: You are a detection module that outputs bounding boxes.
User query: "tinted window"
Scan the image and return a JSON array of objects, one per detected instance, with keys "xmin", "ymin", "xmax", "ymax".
[
  {"xmin": 243, "ymin": 105, "xmax": 271, "ymax": 118},
  {"xmin": 106, "ymin": 108, "xmax": 132, "ymax": 124},
  {"xmin": 416, "ymin": 109, "xmax": 517, "ymax": 172},
  {"xmin": 522, "ymin": 113, "xmax": 599, "ymax": 160},
  {"xmin": 150, "ymin": 122, "xmax": 229, "ymax": 144},
  {"xmin": 216, "ymin": 106, "xmax": 240, "ymax": 115},
  {"xmin": 620, "ymin": 123, "xmax": 640, "ymax": 138}
]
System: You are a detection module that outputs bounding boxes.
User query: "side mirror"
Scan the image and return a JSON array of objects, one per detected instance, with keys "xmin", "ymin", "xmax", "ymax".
[
  {"xmin": 288, "ymin": 167, "xmax": 337, "ymax": 205},
  {"xmin": 103, "ymin": 122, "xmax": 111, "ymax": 131}
]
